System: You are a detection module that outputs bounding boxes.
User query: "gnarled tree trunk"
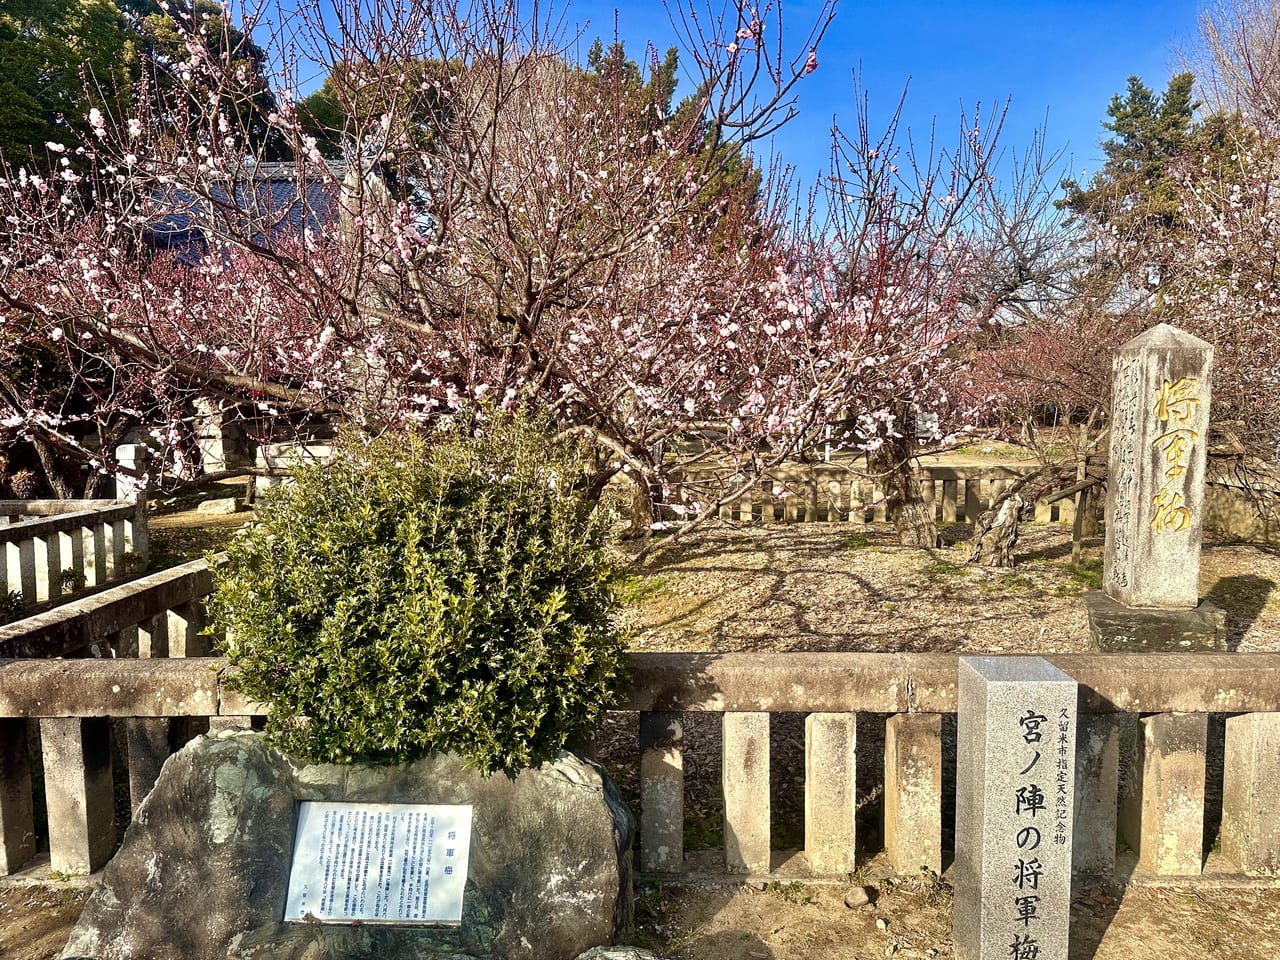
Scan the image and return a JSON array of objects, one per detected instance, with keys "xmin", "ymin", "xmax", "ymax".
[
  {"xmin": 968, "ymin": 464, "xmax": 1084, "ymax": 567},
  {"xmin": 869, "ymin": 405, "xmax": 938, "ymax": 549}
]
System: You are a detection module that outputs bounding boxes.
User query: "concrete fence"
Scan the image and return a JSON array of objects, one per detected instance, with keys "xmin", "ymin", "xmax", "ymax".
[
  {"xmin": 676, "ymin": 463, "xmax": 1078, "ymax": 526},
  {"xmin": 0, "ymin": 499, "xmax": 148, "ymax": 614},
  {"xmin": 0, "ymin": 556, "xmax": 212, "ymax": 660},
  {"xmin": 0, "ymin": 558, "xmax": 1275, "ymax": 883}
]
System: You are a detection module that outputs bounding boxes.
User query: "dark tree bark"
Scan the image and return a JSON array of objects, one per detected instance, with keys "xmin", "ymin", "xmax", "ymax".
[{"xmin": 869, "ymin": 405, "xmax": 938, "ymax": 549}]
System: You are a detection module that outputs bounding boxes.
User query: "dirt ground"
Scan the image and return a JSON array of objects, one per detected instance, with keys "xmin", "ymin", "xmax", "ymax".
[
  {"xmin": 0, "ymin": 883, "xmax": 92, "ymax": 960},
  {"xmin": 621, "ymin": 522, "xmax": 1280, "ymax": 653},
  {"xmin": 635, "ymin": 875, "xmax": 1280, "ymax": 960},
  {"xmin": 9, "ymin": 516, "xmax": 1280, "ymax": 959}
]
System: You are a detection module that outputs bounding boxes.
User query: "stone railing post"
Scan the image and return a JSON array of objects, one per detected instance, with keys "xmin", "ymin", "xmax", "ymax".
[
  {"xmin": 639, "ymin": 711, "xmax": 684, "ymax": 872},
  {"xmin": 804, "ymin": 712, "xmax": 855, "ymax": 874},
  {"xmin": 884, "ymin": 713, "xmax": 943, "ymax": 875},
  {"xmin": 1220, "ymin": 712, "xmax": 1280, "ymax": 876},
  {"xmin": 41, "ymin": 717, "xmax": 116, "ymax": 874},
  {"xmin": 1122, "ymin": 712, "xmax": 1207, "ymax": 876},
  {"xmin": 0, "ymin": 718, "xmax": 35, "ymax": 874},
  {"xmin": 723, "ymin": 712, "xmax": 770, "ymax": 874}
]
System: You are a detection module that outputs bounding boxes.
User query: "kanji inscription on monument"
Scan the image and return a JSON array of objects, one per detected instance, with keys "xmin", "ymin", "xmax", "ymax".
[
  {"xmin": 954, "ymin": 657, "xmax": 1077, "ymax": 960},
  {"xmin": 1102, "ymin": 323, "xmax": 1213, "ymax": 609},
  {"xmin": 284, "ymin": 802, "xmax": 472, "ymax": 925}
]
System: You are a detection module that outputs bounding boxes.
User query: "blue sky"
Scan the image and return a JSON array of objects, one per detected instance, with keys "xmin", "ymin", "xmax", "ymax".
[{"xmin": 562, "ymin": 0, "xmax": 1205, "ymax": 188}]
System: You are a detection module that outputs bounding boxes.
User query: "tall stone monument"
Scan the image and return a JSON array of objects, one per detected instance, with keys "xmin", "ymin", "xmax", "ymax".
[
  {"xmin": 954, "ymin": 657, "xmax": 1077, "ymax": 960},
  {"xmin": 1086, "ymin": 324, "xmax": 1226, "ymax": 649}
]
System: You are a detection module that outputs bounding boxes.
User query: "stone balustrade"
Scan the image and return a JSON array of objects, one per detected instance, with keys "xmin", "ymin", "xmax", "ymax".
[
  {"xmin": 1, "ymin": 629, "xmax": 1279, "ymax": 882},
  {"xmin": 0, "ymin": 499, "xmax": 148, "ymax": 612},
  {"xmin": 676, "ymin": 463, "xmax": 1073, "ymax": 525}
]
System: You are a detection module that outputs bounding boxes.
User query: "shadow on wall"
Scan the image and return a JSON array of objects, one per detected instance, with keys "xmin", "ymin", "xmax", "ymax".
[{"xmin": 1204, "ymin": 484, "xmax": 1279, "ymax": 547}]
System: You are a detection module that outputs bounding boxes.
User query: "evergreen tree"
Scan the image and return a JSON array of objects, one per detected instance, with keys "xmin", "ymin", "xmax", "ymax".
[
  {"xmin": 1059, "ymin": 72, "xmax": 1198, "ymax": 236},
  {"xmin": 0, "ymin": 0, "xmax": 134, "ymax": 162},
  {"xmin": 123, "ymin": 0, "xmax": 288, "ymax": 159}
]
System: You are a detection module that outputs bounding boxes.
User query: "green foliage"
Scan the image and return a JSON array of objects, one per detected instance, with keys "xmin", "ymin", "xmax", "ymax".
[
  {"xmin": 1060, "ymin": 73, "xmax": 1198, "ymax": 234},
  {"xmin": 298, "ymin": 58, "xmax": 453, "ymax": 160},
  {"xmin": 208, "ymin": 420, "xmax": 629, "ymax": 773},
  {"xmin": 0, "ymin": 590, "xmax": 23, "ymax": 625},
  {"xmin": 1069, "ymin": 557, "xmax": 1104, "ymax": 591},
  {"xmin": 683, "ymin": 809, "xmax": 723, "ymax": 851},
  {"xmin": 845, "ymin": 531, "xmax": 872, "ymax": 550},
  {"xmin": 765, "ymin": 881, "xmax": 815, "ymax": 906},
  {"xmin": 123, "ymin": 0, "xmax": 288, "ymax": 159},
  {"xmin": 0, "ymin": 0, "xmax": 134, "ymax": 162},
  {"xmin": 921, "ymin": 557, "xmax": 968, "ymax": 579},
  {"xmin": 611, "ymin": 572, "xmax": 668, "ymax": 605},
  {"xmin": 58, "ymin": 568, "xmax": 86, "ymax": 592}
]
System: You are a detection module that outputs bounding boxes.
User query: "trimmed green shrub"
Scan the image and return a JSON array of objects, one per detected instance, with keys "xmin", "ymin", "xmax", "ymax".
[{"xmin": 208, "ymin": 419, "xmax": 629, "ymax": 772}]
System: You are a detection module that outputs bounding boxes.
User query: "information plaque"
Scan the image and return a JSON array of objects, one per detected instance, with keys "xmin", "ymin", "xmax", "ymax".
[{"xmin": 284, "ymin": 802, "xmax": 473, "ymax": 925}]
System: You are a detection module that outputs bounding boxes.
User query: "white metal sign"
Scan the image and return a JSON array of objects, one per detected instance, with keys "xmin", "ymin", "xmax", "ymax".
[{"xmin": 284, "ymin": 801, "xmax": 473, "ymax": 925}]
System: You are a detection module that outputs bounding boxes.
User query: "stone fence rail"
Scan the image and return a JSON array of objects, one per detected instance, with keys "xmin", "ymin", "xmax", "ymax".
[
  {"xmin": 0, "ymin": 499, "xmax": 148, "ymax": 612},
  {"xmin": 0, "ymin": 644, "xmax": 1276, "ymax": 883},
  {"xmin": 676, "ymin": 463, "xmax": 1072, "ymax": 525},
  {"xmin": 0, "ymin": 557, "xmax": 212, "ymax": 660},
  {"xmin": 681, "ymin": 461, "xmax": 1274, "ymax": 543}
]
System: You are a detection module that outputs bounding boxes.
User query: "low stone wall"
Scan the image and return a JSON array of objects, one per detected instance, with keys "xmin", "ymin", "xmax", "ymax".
[
  {"xmin": 1204, "ymin": 482, "xmax": 1280, "ymax": 544},
  {"xmin": 1, "ymin": 652, "xmax": 1278, "ymax": 885}
]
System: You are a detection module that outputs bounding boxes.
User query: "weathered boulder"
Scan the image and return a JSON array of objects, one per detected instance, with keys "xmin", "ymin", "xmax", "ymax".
[
  {"xmin": 63, "ymin": 730, "xmax": 634, "ymax": 960},
  {"xmin": 574, "ymin": 949, "xmax": 660, "ymax": 959},
  {"xmin": 195, "ymin": 497, "xmax": 240, "ymax": 515}
]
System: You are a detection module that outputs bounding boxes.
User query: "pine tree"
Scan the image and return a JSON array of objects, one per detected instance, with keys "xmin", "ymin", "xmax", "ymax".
[{"xmin": 1059, "ymin": 72, "xmax": 1198, "ymax": 236}]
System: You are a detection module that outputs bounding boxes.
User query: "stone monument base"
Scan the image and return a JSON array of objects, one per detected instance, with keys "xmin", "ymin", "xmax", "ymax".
[
  {"xmin": 1085, "ymin": 591, "xmax": 1226, "ymax": 651},
  {"xmin": 62, "ymin": 730, "xmax": 635, "ymax": 960}
]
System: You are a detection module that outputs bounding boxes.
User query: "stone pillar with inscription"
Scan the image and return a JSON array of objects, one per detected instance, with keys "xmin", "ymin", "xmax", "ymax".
[
  {"xmin": 1086, "ymin": 324, "xmax": 1226, "ymax": 650},
  {"xmin": 954, "ymin": 657, "xmax": 1077, "ymax": 960}
]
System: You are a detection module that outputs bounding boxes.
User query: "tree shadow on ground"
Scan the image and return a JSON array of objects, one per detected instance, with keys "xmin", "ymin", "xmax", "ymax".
[
  {"xmin": 1204, "ymin": 574, "xmax": 1275, "ymax": 650},
  {"xmin": 1068, "ymin": 877, "xmax": 1129, "ymax": 960},
  {"xmin": 633, "ymin": 879, "xmax": 778, "ymax": 959},
  {"xmin": 1013, "ymin": 536, "xmax": 1106, "ymax": 565}
]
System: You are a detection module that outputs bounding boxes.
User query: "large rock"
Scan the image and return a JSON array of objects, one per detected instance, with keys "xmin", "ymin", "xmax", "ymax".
[{"xmin": 63, "ymin": 730, "xmax": 634, "ymax": 960}]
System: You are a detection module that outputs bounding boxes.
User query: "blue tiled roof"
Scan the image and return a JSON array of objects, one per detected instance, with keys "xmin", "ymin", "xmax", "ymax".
[{"xmin": 143, "ymin": 163, "xmax": 341, "ymax": 264}]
